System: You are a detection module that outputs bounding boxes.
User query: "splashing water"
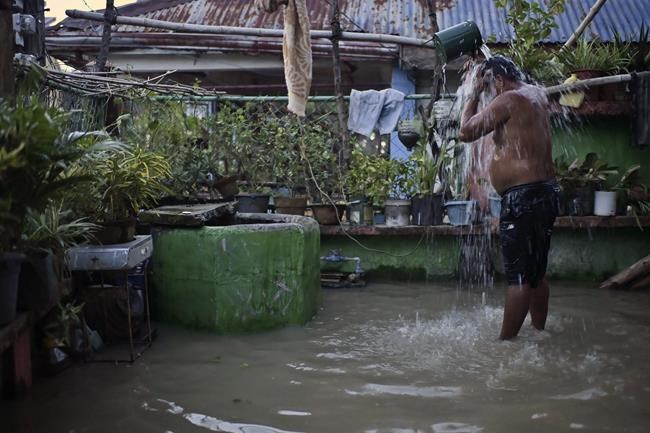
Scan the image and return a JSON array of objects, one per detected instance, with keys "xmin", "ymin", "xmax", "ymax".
[{"xmin": 479, "ymin": 44, "xmax": 492, "ymax": 60}]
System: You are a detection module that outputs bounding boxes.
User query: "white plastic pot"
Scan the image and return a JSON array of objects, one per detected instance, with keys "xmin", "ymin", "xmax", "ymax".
[
  {"xmin": 594, "ymin": 191, "xmax": 617, "ymax": 216},
  {"xmin": 384, "ymin": 199, "xmax": 411, "ymax": 226}
]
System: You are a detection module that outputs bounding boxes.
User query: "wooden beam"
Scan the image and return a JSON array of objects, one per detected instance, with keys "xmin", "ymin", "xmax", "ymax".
[{"xmin": 600, "ymin": 254, "xmax": 650, "ymax": 290}]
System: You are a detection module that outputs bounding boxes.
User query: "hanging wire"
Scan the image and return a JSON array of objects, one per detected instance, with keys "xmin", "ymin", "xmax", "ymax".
[{"xmin": 319, "ymin": 0, "xmax": 367, "ymax": 33}]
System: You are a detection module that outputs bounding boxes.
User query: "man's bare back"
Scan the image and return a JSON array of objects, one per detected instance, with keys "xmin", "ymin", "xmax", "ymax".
[{"xmin": 460, "ymin": 81, "xmax": 554, "ymax": 194}]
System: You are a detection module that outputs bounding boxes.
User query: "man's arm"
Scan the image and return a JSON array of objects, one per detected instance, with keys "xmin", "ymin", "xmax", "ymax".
[{"xmin": 459, "ymin": 94, "xmax": 512, "ymax": 142}]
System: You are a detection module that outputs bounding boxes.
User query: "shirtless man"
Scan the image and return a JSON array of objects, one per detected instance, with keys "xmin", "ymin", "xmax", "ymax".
[{"xmin": 459, "ymin": 56, "xmax": 559, "ymax": 340}]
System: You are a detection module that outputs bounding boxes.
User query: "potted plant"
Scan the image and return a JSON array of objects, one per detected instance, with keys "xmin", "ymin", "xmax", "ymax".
[
  {"xmin": 68, "ymin": 142, "xmax": 172, "ymax": 244},
  {"xmin": 290, "ymin": 121, "xmax": 346, "ymax": 224},
  {"xmin": 19, "ymin": 202, "xmax": 98, "ymax": 314},
  {"xmin": 557, "ymin": 38, "xmax": 632, "ymax": 100},
  {"xmin": 556, "ymin": 153, "xmax": 618, "ymax": 216},
  {"xmin": 406, "ymin": 136, "xmax": 451, "ymax": 226},
  {"xmin": 0, "ymin": 97, "xmax": 91, "ymax": 323},
  {"xmin": 214, "ymin": 104, "xmax": 273, "ymax": 213},
  {"xmin": 611, "ymin": 165, "xmax": 650, "ymax": 218},
  {"xmin": 266, "ymin": 116, "xmax": 311, "ymax": 216},
  {"xmin": 345, "ymin": 149, "xmax": 407, "ymax": 225},
  {"xmin": 441, "ymin": 141, "xmax": 477, "ymax": 226}
]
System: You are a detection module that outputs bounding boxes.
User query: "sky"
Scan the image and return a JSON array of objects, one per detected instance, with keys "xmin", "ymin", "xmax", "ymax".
[{"xmin": 47, "ymin": 0, "xmax": 133, "ymax": 23}]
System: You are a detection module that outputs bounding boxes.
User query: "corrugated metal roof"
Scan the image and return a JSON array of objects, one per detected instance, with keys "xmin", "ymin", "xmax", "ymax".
[
  {"xmin": 59, "ymin": 0, "xmax": 648, "ymax": 43},
  {"xmin": 61, "ymin": 0, "xmax": 449, "ymax": 39},
  {"xmin": 438, "ymin": 0, "xmax": 650, "ymax": 43}
]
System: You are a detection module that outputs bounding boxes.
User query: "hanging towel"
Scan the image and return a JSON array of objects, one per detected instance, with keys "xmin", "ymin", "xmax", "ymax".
[
  {"xmin": 283, "ymin": 0, "xmax": 312, "ymax": 116},
  {"xmin": 347, "ymin": 89, "xmax": 406, "ymax": 137}
]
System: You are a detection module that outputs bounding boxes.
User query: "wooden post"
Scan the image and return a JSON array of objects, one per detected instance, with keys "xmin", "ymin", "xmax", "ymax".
[
  {"xmin": 95, "ymin": 0, "xmax": 116, "ymax": 72},
  {"xmin": 330, "ymin": 0, "xmax": 349, "ymax": 169},
  {"xmin": 1, "ymin": 314, "xmax": 32, "ymax": 399},
  {"xmin": 23, "ymin": 0, "xmax": 45, "ymax": 63},
  {"xmin": 0, "ymin": 0, "xmax": 14, "ymax": 101}
]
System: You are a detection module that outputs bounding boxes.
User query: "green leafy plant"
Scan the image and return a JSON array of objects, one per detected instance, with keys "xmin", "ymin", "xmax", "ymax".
[
  {"xmin": 69, "ymin": 142, "xmax": 172, "ymax": 222},
  {"xmin": 346, "ymin": 149, "xmax": 410, "ymax": 206},
  {"xmin": 494, "ymin": 0, "xmax": 566, "ymax": 83},
  {"xmin": 555, "ymin": 152, "xmax": 619, "ymax": 193},
  {"xmin": 612, "ymin": 165, "xmax": 650, "ymax": 216},
  {"xmin": 557, "ymin": 38, "xmax": 633, "ymax": 74},
  {"xmin": 630, "ymin": 24, "xmax": 650, "ymax": 72},
  {"xmin": 23, "ymin": 201, "xmax": 99, "ymax": 251},
  {"xmin": 120, "ymin": 101, "xmax": 221, "ymax": 199},
  {"xmin": 43, "ymin": 302, "xmax": 85, "ymax": 349},
  {"xmin": 211, "ymin": 104, "xmax": 273, "ymax": 192},
  {"xmin": 0, "ymin": 97, "xmax": 92, "ymax": 251}
]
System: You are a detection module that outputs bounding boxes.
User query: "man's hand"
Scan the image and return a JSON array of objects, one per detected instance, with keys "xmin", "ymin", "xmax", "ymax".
[{"xmin": 471, "ymin": 66, "xmax": 488, "ymax": 99}]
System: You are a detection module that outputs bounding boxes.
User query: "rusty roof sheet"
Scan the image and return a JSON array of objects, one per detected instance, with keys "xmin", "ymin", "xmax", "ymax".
[
  {"xmin": 58, "ymin": 0, "xmax": 648, "ymax": 44},
  {"xmin": 59, "ymin": 0, "xmax": 452, "ymax": 39}
]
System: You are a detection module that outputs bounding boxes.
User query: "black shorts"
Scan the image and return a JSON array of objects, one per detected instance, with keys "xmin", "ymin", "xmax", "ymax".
[{"xmin": 500, "ymin": 180, "xmax": 560, "ymax": 288}]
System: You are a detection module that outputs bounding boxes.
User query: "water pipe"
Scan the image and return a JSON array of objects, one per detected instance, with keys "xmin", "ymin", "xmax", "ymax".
[{"xmin": 321, "ymin": 249, "xmax": 364, "ymax": 275}]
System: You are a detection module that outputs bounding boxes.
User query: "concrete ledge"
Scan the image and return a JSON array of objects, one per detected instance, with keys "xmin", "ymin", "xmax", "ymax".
[{"xmin": 152, "ymin": 213, "xmax": 320, "ymax": 332}]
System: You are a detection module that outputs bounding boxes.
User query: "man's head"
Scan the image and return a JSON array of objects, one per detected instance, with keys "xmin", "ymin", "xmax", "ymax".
[{"xmin": 484, "ymin": 55, "xmax": 522, "ymax": 94}]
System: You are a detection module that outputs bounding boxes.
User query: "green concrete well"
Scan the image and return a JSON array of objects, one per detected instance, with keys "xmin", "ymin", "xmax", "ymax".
[{"xmin": 152, "ymin": 213, "xmax": 321, "ymax": 332}]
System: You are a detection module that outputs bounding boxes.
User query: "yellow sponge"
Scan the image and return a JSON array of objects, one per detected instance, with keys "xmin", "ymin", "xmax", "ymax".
[{"xmin": 559, "ymin": 74, "xmax": 585, "ymax": 108}]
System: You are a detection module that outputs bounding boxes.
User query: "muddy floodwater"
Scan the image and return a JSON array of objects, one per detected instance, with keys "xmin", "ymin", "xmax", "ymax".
[{"xmin": 3, "ymin": 282, "xmax": 650, "ymax": 433}]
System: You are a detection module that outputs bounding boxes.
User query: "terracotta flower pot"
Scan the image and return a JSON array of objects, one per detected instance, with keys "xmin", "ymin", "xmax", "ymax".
[
  {"xmin": 311, "ymin": 203, "xmax": 345, "ymax": 225},
  {"xmin": 274, "ymin": 196, "xmax": 308, "ymax": 216}
]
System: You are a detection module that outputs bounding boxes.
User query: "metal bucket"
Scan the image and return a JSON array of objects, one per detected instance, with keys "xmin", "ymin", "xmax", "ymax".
[{"xmin": 434, "ymin": 21, "xmax": 483, "ymax": 63}]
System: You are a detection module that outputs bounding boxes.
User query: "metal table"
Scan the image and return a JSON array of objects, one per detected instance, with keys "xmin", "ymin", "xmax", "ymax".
[{"xmin": 66, "ymin": 236, "xmax": 153, "ymax": 363}]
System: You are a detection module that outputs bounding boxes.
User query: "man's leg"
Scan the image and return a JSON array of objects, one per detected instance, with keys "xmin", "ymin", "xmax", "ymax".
[
  {"xmin": 499, "ymin": 283, "xmax": 531, "ymax": 340},
  {"xmin": 529, "ymin": 276, "xmax": 549, "ymax": 330}
]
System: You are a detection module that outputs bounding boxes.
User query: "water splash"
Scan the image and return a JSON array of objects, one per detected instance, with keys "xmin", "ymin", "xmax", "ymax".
[{"xmin": 479, "ymin": 44, "xmax": 492, "ymax": 60}]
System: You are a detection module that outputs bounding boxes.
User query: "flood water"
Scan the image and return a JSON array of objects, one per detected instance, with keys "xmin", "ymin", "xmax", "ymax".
[{"xmin": 3, "ymin": 281, "xmax": 650, "ymax": 433}]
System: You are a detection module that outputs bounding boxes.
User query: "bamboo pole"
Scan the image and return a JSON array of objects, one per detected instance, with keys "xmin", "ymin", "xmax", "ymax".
[
  {"xmin": 562, "ymin": 0, "xmax": 608, "ymax": 50},
  {"xmin": 65, "ymin": 9, "xmax": 436, "ymax": 48},
  {"xmin": 545, "ymin": 73, "xmax": 632, "ymax": 95}
]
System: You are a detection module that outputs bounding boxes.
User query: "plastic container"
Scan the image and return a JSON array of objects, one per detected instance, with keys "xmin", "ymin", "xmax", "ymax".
[
  {"xmin": 434, "ymin": 21, "xmax": 483, "ymax": 63},
  {"xmin": 445, "ymin": 200, "xmax": 476, "ymax": 226},
  {"xmin": 385, "ymin": 199, "xmax": 411, "ymax": 226},
  {"xmin": 489, "ymin": 193, "xmax": 502, "ymax": 218},
  {"xmin": 594, "ymin": 191, "xmax": 617, "ymax": 216},
  {"xmin": 236, "ymin": 194, "xmax": 270, "ymax": 213}
]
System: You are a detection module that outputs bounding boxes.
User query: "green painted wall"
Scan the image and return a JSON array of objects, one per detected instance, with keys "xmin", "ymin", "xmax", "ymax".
[
  {"xmin": 321, "ymin": 227, "xmax": 650, "ymax": 282},
  {"xmin": 152, "ymin": 214, "xmax": 321, "ymax": 332},
  {"xmin": 547, "ymin": 228, "xmax": 650, "ymax": 281},
  {"xmin": 553, "ymin": 117, "xmax": 650, "ymax": 184},
  {"xmin": 320, "ymin": 235, "xmax": 460, "ymax": 280}
]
